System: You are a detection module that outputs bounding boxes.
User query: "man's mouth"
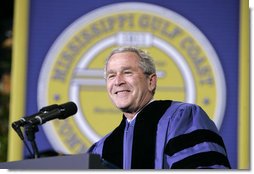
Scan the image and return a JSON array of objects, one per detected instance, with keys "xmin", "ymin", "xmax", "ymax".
[{"xmin": 115, "ymin": 90, "xmax": 130, "ymax": 94}]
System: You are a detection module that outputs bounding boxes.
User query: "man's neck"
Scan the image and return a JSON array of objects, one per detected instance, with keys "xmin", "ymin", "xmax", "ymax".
[{"xmin": 123, "ymin": 99, "xmax": 154, "ymax": 121}]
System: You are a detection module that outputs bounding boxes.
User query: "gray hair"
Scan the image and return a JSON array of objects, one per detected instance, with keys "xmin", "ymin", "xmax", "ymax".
[{"xmin": 104, "ymin": 47, "xmax": 156, "ymax": 77}]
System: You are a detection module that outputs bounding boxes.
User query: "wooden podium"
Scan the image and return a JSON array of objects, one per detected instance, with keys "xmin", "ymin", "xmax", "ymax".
[{"xmin": 0, "ymin": 153, "xmax": 114, "ymax": 169}]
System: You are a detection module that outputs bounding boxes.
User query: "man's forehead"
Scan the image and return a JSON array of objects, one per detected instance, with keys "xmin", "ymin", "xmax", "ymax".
[{"xmin": 107, "ymin": 55, "xmax": 139, "ymax": 65}]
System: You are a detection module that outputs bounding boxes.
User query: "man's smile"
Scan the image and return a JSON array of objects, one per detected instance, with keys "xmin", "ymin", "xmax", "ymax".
[{"xmin": 114, "ymin": 89, "xmax": 131, "ymax": 95}]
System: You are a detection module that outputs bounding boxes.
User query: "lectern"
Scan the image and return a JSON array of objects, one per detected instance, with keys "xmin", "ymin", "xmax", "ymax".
[{"xmin": 0, "ymin": 153, "xmax": 113, "ymax": 169}]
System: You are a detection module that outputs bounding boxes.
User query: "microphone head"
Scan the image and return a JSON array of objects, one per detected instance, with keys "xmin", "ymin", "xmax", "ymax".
[{"xmin": 59, "ymin": 101, "xmax": 78, "ymax": 119}]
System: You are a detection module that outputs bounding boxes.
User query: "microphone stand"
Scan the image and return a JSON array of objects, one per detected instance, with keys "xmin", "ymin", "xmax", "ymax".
[
  {"xmin": 12, "ymin": 123, "xmax": 34, "ymax": 157},
  {"xmin": 25, "ymin": 124, "xmax": 40, "ymax": 159}
]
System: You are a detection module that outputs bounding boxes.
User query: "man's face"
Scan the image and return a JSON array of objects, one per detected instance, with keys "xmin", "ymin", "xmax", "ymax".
[{"xmin": 105, "ymin": 52, "xmax": 156, "ymax": 113}]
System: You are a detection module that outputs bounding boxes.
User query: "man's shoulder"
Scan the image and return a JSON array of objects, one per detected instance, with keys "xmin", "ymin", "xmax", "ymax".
[
  {"xmin": 154, "ymin": 100, "xmax": 205, "ymax": 118},
  {"xmin": 153, "ymin": 100, "xmax": 199, "ymax": 108},
  {"xmin": 152, "ymin": 100, "xmax": 172, "ymax": 104}
]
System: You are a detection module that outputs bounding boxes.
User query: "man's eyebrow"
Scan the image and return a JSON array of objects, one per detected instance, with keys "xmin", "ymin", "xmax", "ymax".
[
  {"xmin": 122, "ymin": 66, "xmax": 133, "ymax": 71},
  {"xmin": 106, "ymin": 69, "xmax": 114, "ymax": 74},
  {"xmin": 107, "ymin": 66, "xmax": 133, "ymax": 73}
]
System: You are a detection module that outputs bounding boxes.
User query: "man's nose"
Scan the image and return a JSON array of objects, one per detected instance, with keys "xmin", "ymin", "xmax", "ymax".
[{"xmin": 114, "ymin": 74, "xmax": 125, "ymax": 86}]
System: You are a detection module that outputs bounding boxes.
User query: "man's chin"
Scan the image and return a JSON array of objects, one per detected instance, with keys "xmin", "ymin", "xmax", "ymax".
[
  {"xmin": 118, "ymin": 106, "xmax": 129, "ymax": 112},
  {"xmin": 116, "ymin": 105, "xmax": 131, "ymax": 113}
]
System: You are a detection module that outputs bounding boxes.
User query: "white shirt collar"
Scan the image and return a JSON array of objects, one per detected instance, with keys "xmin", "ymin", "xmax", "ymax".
[{"xmin": 126, "ymin": 99, "xmax": 155, "ymax": 123}]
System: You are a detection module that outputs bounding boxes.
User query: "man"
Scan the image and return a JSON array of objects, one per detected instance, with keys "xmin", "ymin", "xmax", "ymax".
[{"xmin": 87, "ymin": 47, "xmax": 231, "ymax": 169}]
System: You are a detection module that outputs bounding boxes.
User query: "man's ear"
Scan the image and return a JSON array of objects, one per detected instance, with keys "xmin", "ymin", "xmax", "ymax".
[{"xmin": 148, "ymin": 73, "xmax": 157, "ymax": 93}]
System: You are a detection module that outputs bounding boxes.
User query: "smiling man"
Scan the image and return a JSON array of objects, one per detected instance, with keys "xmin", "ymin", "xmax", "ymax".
[
  {"xmin": 87, "ymin": 47, "xmax": 231, "ymax": 169},
  {"xmin": 105, "ymin": 50, "xmax": 156, "ymax": 120}
]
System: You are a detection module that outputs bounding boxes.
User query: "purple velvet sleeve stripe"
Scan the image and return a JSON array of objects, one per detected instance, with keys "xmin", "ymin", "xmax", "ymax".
[
  {"xmin": 164, "ymin": 129, "xmax": 226, "ymax": 156},
  {"xmin": 171, "ymin": 151, "xmax": 231, "ymax": 169}
]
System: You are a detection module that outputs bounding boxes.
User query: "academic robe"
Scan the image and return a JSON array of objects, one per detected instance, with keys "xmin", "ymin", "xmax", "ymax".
[{"xmin": 87, "ymin": 100, "xmax": 231, "ymax": 169}]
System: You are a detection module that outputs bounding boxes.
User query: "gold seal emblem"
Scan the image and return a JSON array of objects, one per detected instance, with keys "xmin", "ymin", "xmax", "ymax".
[{"xmin": 38, "ymin": 2, "xmax": 226, "ymax": 154}]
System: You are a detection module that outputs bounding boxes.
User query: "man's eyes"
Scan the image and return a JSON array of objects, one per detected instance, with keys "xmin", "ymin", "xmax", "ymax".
[
  {"xmin": 107, "ymin": 71, "xmax": 134, "ymax": 79},
  {"xmin": 123, "ymin": 70, "xmax": 133, "ymax": 75},
  {"xmin": 107, "ymin": 74, "xmax": 116, "ymax": 79}
]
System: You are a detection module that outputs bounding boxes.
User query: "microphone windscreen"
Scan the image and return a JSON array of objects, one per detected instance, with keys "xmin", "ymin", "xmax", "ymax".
[
  {"xmin": 40, "ymin": 104, "xmax": 59, "ymax": 112},
  {"xmin": 60, "ymin": 101, "xmax": 78, "ymax": 119}
]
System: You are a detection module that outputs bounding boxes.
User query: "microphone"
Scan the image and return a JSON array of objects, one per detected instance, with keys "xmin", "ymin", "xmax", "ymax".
[
  {"xmin": 11, "ymin": 102, "xmax": 77, "ymax": 139},
  {"xmin": 28, "ymin": 101, "xmax": 77, "ymax": 125},
  {"xmin": 11, "ymin": 104, "xmax": 59, "ymax": 140},
  {"xmin": 12, "ymin": 104, "xmax": 59, "ymax": 128}
]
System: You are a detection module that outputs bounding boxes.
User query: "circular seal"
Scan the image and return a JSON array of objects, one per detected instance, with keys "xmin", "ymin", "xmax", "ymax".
[{"xmin": 38, "ymin": 2, "xmax": 226, "ymax": 154}]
